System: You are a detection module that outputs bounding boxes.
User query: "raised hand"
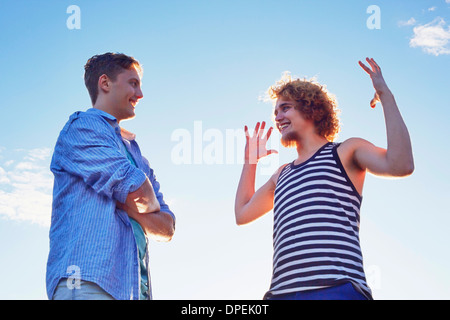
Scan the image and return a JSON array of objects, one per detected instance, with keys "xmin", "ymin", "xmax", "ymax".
[
  {"xmin": 244, "ymin": 121, "xmax": 278, "ymax": 164},
  {"xmin": 359, "ymin": 57, "xmax": 389, "ymax": 108}
]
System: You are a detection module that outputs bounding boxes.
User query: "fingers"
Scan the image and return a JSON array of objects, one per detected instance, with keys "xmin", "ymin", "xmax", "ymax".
[
  {"xmin": 244, "ymin": 121, "xmax": 275, "ymax": 142},
  {"xmin": 264, "ymin": 126, "xmax": 274, "ymax": 141},
  {"xmin": 360, "ymin": 57, "xmax": 382, "ymax": 74},
  {"xmin": 359, "ymin": 57, "xmax": 385, "ymax": 109},
  {"xmin": 245, "ymin": 121, "xmax": 271, "ymax": 139},
  {"xmin": 244, "ymin": 121, "xmax": 277, "ymax": 162},
  {"xmin": 367, "ymin": 57, "xmax": 381, "ymax": 73},
  {"xmin": 370, "ymin": 99, "xmax": 377, "ymax": 109},
  {"xmin": 258, "ymin": 121, "xmax": 266, "ymax": 138},
  {"xmin": 370, "ymin": 92, "xmax": 380, "ymax": 109},
  {"xmin": 358, "ymin": 60, "xmax": 372, "ymax": 75},
  {"xmin": 253, "ymin": 122, "xmax": 261, "ymax": 137}
]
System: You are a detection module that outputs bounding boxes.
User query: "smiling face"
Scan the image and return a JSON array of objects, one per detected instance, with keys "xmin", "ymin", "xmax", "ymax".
[
  {"xmin": 274, "ymin": 96, "xmax": 315, "ymax": 148},
  {"xmin": 268, "ymin": 74, "xmax": 341, "ymax": 143},
  {"xmin": 102, "ymin": 66, "xmax": 143, "ymax": 122}
]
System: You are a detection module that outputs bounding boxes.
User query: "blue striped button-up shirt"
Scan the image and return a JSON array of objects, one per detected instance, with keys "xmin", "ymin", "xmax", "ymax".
[{"xmin": 46, "ymin": 108, "xmax": 175, "ymax": 300}]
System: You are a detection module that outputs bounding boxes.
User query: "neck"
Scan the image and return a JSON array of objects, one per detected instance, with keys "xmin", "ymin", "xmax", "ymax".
[
  {"xmin": 295, "ymin": 134, "xmax": 329, "ymax": 158},
  {"xmin": 93, "ymin": 102, "xmax": 121, "ymax": 123}
]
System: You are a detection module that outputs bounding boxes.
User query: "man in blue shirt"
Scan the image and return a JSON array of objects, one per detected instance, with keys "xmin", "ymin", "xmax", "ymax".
[{"xmin": 47, "ymin": 53, "xmax": 175, "ymax": 300}]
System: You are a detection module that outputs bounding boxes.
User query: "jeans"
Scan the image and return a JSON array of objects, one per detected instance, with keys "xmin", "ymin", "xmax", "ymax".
[
  {"xmin": 267, "ymin": 282, "xmax": 368, "ymax": 300},
  {"xmin": 52, "ymin": 279, "xmax": 115, "ymax": 300}
]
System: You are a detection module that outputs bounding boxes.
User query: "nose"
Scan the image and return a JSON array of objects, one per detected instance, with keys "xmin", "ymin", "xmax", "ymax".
[
  {"xmin": 275, "ymin": 111, "xmax": 283, "ymax": 122},
  {"xmin": 136, "ymin": 87, "xmax": 143, "ymax": 100}
]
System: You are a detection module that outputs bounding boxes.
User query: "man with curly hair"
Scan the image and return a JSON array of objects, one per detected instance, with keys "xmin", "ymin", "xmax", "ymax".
[{"xmin": 234, "ymin": 58, "xmax": 414, "ymax": 300}]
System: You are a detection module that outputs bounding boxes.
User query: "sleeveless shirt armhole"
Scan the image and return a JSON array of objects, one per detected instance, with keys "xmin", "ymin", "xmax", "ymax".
[
  {"xmin": 332, "ymin": 143, "xmax": 363, "ymax": 202},
  {"xmin": 275, "ymin": 163, "xmax": 290, "ymax": 185}
]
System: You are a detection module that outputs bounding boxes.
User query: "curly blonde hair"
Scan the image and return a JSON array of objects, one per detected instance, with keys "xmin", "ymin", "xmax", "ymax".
[{"xmin": 268, "ymin": 73, "xmax": 341, "ymax": 142}]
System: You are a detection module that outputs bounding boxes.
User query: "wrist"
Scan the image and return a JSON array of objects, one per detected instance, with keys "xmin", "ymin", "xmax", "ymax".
[
  {"xmin": 376, "ymin": 85, "xmax": 392, "ymax": 97},
  {"xmin": 243, "ymin": 159, "xmax": 259, "ymax": 166}
]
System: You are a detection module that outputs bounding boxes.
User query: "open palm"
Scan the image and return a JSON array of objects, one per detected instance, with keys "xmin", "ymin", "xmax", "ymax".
[
  {"xmin": 359, "ymin": 57, "xmax": 389, "ymax": 108},
  {"xmin": 244, "ymin": 121, "xmax": 278, "ymax": 164}
]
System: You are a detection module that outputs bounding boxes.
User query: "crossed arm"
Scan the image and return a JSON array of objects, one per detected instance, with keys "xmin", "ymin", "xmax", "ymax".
[
  {"xmin": 60, "ymin": 117, "xmax": 174, "ymax": 241},
  {"xmin": 117, "ymin": 178, "xmax": 175, "ymax": 242}
]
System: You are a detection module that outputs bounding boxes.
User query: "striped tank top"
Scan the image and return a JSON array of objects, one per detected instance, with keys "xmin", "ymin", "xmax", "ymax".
[{"xmin": 265, "ymin": 142, "xmax": 372, "ymax": 299}]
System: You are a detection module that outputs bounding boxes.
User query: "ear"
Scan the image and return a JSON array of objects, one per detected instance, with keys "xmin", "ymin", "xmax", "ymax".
[{"xmin": 98, "ymin": 74, "xmax": 111, "ymax": 93}]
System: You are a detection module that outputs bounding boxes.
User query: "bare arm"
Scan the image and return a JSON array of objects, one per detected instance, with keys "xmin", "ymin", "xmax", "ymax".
[
  {"xmin": 121, "ymin": 177, "xmax": 160, "ymax": 214},
  {"xmin": 354, "ymin": 58, "xmax": 414, "ymax": 177},
  {"xmin": 235, "ymin": 122, "xmax": 279, "ymax": 225},
  {"xmin": 126, "ymin": 209, "xmax": 175, "ymax": 242},
  {"xmin": 117, "ymin": 178, "xmax": 174, "ymax": 241}
]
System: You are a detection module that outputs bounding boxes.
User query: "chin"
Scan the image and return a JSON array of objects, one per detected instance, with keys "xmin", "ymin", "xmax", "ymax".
[
  {"xmin": 281, "ymin": 132, "xmax": 299, "ymax": 148},
  {"xmin": 281, "ymin": 138, "xmax": 298, "ymax": 148},
  {"xmin": 119, "ymin": 113, "xmax": 136, "ymax": 122}
]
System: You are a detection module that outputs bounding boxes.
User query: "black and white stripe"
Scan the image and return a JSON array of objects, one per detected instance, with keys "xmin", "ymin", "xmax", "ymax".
[{"xmin": 265, "ymin": 142, "xmax": 372, "ymax": 299}]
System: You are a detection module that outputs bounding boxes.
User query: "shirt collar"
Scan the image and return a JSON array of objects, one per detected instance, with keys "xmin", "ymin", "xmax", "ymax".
[
  {"xmin": 120, "ymin": 127, "xmax": 136, "ymax": 141},
  {"xmin": 87, "ymin": 107, "xmax": 117, "ymax": 122},
  {"xmin": 87, "ymin": 108, "xmax": 136, "ymax": 141}
]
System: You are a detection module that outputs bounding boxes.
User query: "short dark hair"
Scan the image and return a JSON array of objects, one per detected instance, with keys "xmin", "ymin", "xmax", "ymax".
[{"xmin": 84, "ymin": 52, "xmax": 142, "ymax": 105}]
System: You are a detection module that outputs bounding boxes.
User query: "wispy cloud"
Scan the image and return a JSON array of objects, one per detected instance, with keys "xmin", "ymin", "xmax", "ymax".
[
  {"xmin": 410, "ymin": 17, "xmax": 450, "ymax": 56},
  {"xmin": 0, "ymin": 147, "xmax": 53, "ymax": 227},
  {"xmin": 398, "ymin": 17, "xmax": 417, "ymax": 27}
]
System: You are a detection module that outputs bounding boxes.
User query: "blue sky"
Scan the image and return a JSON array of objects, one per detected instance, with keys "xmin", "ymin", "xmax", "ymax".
[{"xmin": 0, "ymin": 0, "xmax": 449, "ymax": 299}]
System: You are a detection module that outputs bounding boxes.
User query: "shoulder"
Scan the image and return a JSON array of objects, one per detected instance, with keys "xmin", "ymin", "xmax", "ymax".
[
  {"xmin": 269, "ymin": 163, "xmax": 290, "ymax": 185},
  {"xmin": 69, "ymin": 111, "xmax": 112, "ymax": 130},
  {"xmin": 337, "ymin": 137, "xmax": 375, "ymax": 154},
  {"xmin": 336, "ymin": 137, "xmax": 378, "ymax": 171},
  {"xmin": 340, "ymin": 137, "xmax": 372, "ymax": 147},
  {"xmin": 57, "ymin": 111, "xmax": 117, "ymax": 151},
  {"xmin": 61, "ymin": 111, "xmax": 115, "ymax": 139}
]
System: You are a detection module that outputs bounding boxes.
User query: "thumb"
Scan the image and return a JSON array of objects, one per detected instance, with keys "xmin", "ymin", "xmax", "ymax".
[{"xmin": 370, "ymin": 92, "xmax": 380, "ymax": 109}]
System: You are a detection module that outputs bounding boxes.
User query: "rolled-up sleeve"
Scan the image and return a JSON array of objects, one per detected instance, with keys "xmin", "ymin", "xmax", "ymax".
[
  {"xmin": 141, "ymin": 156, "xmax": 175, "ymax": 225},
  {"xmin": 149, "ymin": 168, "xmax": 175, "ymax": 223},
  {"xmin": 54, "ymin": 116, "xmax": 147, "ymax": 203}
]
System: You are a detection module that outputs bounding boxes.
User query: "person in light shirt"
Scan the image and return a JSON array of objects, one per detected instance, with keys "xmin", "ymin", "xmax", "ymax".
[{"xmin": 47, "ymin": 52, "xmax": 175, "ymax": 300}]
